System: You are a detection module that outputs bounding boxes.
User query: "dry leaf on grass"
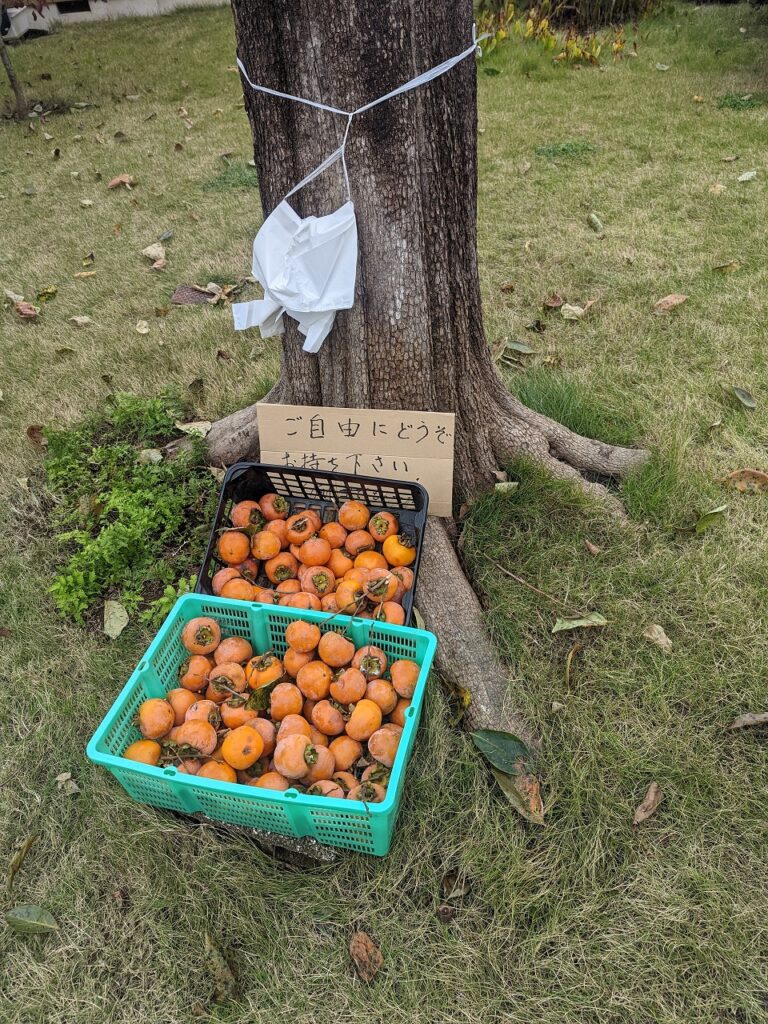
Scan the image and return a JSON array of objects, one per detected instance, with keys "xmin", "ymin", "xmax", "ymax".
[
  {"xmin": 108, "ymin": 174, "xmax": 136, "ymax": 189},
  {"xmin": 175, "ymin": 420, "xmax": 212, "ymax": 437},
  {"xmin": 709, "ymin": 183, "xmax": 726, "ymax": 195},
  {"xmin": 141, "ymin": 242, "xmax": 166, "ymax": 263},
  {"xmin": 712, "ymin": 259, "xmax": 743, "ymax": 273},
  {"xmin": 653, "ymin": 293, "xmax": 688, "ymax": 314},
  {"xmin": 204, "ymin": 932, "xmax": 237, "ymax": 1004},
  {"xmin": 74, "ymin": 271, "xmax": 96, "ymax": 279},
  {"xmin": 14, "ymin": 300, "xmax": 39, "ymax": 319},
  {"xmin": 68, "ymin": 315, "xmax": 93, "ymax": 327},
  {"xmin": 633, "ymin": 781, "xmax": 664, "ymax": 825},
  {"xmin": 643, "ymin": 623, "xmax": 672, "ymax": 652},
  {"xmin": 135, "ymin": 320, "xmax": 150, "ymax": 335},
  {"xmin": 490, "ymin": 764, "xmax": 545, "ymax": 824},
  {"xmin": 553, "ymin": 612, "xmax": 607, "ymax": 633},
  {"xmin": 103, "ymin": 600, "xmax": 129, "ymax": 639},
  {"xmin": 55, "ymin": 772, "xmax": 80, "ymax": 796},
  {"xmin": 26, "ymin": 425, "xmax": 47, "ymax": 447},
  {"xmin": 349, "ymin": 931, "xmax": 383, "ymax": 982},
  {"xmin": 561, "ymin": 299, "xmax": 597, "ymax": 320},
  {"xmin": 723, "ymin": 469, "xmax": 768, "ymax": 493},
  {"xmin": 6, "ymin": 836, "xmax": 36, "ymax": 893},
  {"xmin": 584, "ymin": 539, "xmax": 602, "ymax": 555},
  {"xmin": 564, "ymin": 641, "xmax": 582, "ymax": 686},
  {"xmin": 737, "ymin": 170, "xmax": 757, "ymax": 182},
  {"xmin": 728, "ymin": 711, "xmax": 768, "ymax": 731}
]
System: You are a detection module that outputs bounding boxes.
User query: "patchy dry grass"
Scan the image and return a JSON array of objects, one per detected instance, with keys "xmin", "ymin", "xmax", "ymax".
[{"xmin": 1, "ymin": 5, "xmax": 768, "ymax": 1024}]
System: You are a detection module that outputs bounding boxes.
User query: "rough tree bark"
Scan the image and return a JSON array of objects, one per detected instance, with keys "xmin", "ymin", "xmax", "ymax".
[
  {"xmin": 0, "ymin": 33, "xmax": 28, "ymax": 118},
  {"xmin": 215, "ymin": 0, "xmax": 648, "ymax": 822}
]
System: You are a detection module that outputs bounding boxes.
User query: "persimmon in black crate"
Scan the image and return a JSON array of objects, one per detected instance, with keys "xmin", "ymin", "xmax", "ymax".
[{"xmin": 196, "ymin": 462, "xmax": 428, "ymax": 625}]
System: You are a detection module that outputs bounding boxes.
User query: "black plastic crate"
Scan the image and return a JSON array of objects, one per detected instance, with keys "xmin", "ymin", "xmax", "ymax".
[{"xmin": 195, "ymin": 462, "xmax": 429, "ymax": 624}]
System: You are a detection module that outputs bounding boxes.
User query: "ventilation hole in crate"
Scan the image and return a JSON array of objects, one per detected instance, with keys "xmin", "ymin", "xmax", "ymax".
[
  {"xmin": 102, "ymin": 688, "xmax": 149, "ymax": 753},
  {"xmin": 310, "ymin": 811, "xmax": 375, "ymax": 852},
  {"xmin": 199, "ymin": 604, "xmax": 251, "ymax": 631},
  {"xmin": 194, "ymin": 791, "xmax": 296, "ymax": 832},
  {"xmin": 113, "ymin": 771, "xmax": 187, "ymax": 810}
]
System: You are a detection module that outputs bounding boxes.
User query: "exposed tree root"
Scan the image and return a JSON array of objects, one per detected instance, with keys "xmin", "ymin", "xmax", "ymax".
[{"xmin": 417, "ymin": 519, "xmax": 535, "ymax": 744}]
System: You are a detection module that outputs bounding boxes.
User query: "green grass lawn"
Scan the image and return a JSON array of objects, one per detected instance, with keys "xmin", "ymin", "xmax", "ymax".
[{"xmin": 2, "ymin": 6, "xmax": 768, "ymax": 1023}]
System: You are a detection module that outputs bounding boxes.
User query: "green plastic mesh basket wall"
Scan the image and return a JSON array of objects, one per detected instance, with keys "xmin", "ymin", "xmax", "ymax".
[{"xmin": 86, "ymin": 594, "xmax": 437, "ymax": 856}]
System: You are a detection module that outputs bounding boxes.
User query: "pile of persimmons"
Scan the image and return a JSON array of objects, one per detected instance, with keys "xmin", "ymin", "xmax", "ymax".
[
  {"xmin": 124, "ymin": 613, "xmax": 419, "ymax": 802},
  {"xmin": 210, "ymin": 496, "xmax": 417, "ymax": 624}
]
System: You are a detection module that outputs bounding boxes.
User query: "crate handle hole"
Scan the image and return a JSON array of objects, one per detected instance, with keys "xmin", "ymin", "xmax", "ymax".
[
  {"xmin": 163, "ymin": 767, "xmax": 177, "ymax": 777},
  {"xmin": 284, "ymin": 789, "xmax": 299, "ymax": 799},
  {"xmin": 137, "ymin": 661, "xmax": 146, "ymax": 671}
]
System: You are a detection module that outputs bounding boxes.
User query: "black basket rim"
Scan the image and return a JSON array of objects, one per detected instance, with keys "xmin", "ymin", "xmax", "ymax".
[{"xmin": 218, "ymin": 460, "xmax": 430, "ymax": 508}]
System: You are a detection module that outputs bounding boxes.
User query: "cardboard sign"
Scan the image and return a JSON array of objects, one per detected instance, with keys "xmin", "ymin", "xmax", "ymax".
[{"xmin": 257, "ymin": 403, "xmax": 455, "ymax": 517}]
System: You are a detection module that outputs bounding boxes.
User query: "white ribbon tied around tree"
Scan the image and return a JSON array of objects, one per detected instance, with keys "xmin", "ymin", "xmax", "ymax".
[{"xmin": 232, "ymin": 27, "xmax": 489, "ymax": 354}]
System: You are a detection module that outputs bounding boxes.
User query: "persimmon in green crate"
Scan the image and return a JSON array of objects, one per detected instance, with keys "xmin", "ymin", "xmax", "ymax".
[{"xmin": 87, "ymin": 594, "xmax": 436, "ymax": 856}]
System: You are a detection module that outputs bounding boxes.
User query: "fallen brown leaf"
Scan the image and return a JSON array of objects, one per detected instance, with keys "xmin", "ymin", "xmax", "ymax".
[
  {"xmin": 543, "ymin": 293, "xmax": 564, "ymax": 309},
  {"xmin": 564, "ymin": 641, "xmax": 582, "ymax": 687},
  {"xmin": 26, "ymin": 425, "xmax": 47, "ymax": 447},
  {"xmin": 349, "ymin": 931, "xmax": 383, "ymax": 982},
  {"xmin": 107, "ymin": 174, "xmax": 136, "ymax": 190},
  {"xmin": 653, "ymin": 294, "xmax": 688, "ymax": 315},
  {"xmin": 204, "ymin": 932, "xmax": 237, "ymax": 1004},
  {"xmin": 6, "ymin": 835, "xmax": 36, "ymax": 893},
  {"xmin": 74, "ymin": 271, "xmax": 97, "ymax": 279},
  {"xmin": 643, "ymin": 623, "xmax": 672, "ymax": 652},
  {"xmin": 728, "ymin": 711, "xmax": 768, "ymax": 731},
  {"xmin": 216, "ymin": 349, "xmax": 232, "ymax": 361},
  {"xmin": 583, "ymin": 539, "xmax": 602, "ymax": 555},
  {"xmin": 14, "ymin": 301, "xmax": 39, "ymax": 319},
  {"xmin": 633, "ymin": 781, "xmax": 664, "ymax": 825},
  {"xmin": 723, "ymin": 469, "xmax": 768, "ymax": 493}
]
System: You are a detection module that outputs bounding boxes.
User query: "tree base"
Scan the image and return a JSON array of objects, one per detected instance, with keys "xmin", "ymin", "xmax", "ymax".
[{"xmin": 169, "ymin": 384, "xmax": 648, "ymax": 831}]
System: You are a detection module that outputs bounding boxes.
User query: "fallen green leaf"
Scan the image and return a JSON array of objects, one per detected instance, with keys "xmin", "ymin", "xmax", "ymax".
[
  {"xmin": 506, "ymin": 339, "xmax": 535, "ymax": 355},
  {"xmin": 6, "ymin": 905, "xmax": 59, "ymax": 935},
  {"xmin": 694, "ymin": 505, "xmax": 727, "ymax": 534},
  {"xmin": 471, "ymin": 729, "xmax": 533, "ymax": 775},
  {"xmin": 552, "ymin": 612, "xmax": 607, "ymax": 633},
  {"xmin": 731, "ymin": 386, "xmax": 756, "ymax": 410}
]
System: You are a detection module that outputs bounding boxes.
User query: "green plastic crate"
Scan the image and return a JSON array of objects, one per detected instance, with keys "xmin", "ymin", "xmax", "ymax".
[{"xmin": 86, "ymin": 594, "xmax": 437, "ymax": 856}]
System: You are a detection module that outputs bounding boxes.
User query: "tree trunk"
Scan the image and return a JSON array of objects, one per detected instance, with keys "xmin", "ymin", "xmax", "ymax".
[
  {"xmin": 219, "ymin": 0, "xmax": 648, "ymax": 825},
  {"xmin": 1, "ymin": 34, "xmax": 28, "ymax": 119}
]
